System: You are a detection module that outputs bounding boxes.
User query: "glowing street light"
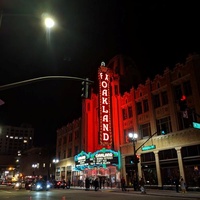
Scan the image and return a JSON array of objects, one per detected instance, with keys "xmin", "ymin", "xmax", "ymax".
[
  {"xmin": 52, "ymin": 159, "xmax": 59, "ymax": 180},
  {"xmin": 32, "ymin": 163, "xmax": 37, "ymax": 176},
  {"xmin": 44, "ymin": 17, "xmax": 55, "ymax": 29}
]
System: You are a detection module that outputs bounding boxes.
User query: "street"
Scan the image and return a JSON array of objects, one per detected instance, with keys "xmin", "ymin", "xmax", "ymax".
[{"xmin": 0, "ymin": 186, "xmax": 196, "ymax": 200}]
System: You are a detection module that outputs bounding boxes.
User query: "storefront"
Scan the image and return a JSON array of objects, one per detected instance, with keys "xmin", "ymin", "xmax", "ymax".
[{"xmin": 73, "ymin": 148, "xmax": 121, "ymax": 187}]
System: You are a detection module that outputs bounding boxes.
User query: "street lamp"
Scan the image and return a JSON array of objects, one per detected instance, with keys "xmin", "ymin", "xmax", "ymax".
[
  {"xmin": 0, "ymin": 11, "xmax": 55, "ymax": 29},
  {"xmin": 41, "ymin": 13, "xmax": 55, "ymax": 45},
  {"xmin": 32, "ymin": 164, "xmax": 37, "ymax": 176},
  {"xmin": 44, "ymin": 17, "xmax": 55, "ymax": 29},
  {"xmin": 52, "ymin": 159, "xmax": 59, "ymax": 180},
  {"xmin": 128, "ymin": 132, "xmax": 139, "ymax": 191}
]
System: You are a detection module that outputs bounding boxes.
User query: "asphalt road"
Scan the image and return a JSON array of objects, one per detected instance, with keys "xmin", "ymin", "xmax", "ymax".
[{"xmin": 0, "ymin": 186, "xmax": 196, "ymax": 200}]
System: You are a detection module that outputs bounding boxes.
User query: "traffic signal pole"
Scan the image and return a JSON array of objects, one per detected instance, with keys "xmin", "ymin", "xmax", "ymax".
[
  {"xmin": 135, "ymin": 131, "xmax": 158, "ymax": 153},
  {"xmin": 132, "ymin": 140, "xmax": 139, "ymax": 191},
  {"xmin": 0, "ymin": 76, "xmax": 94, "ymax": 91}
]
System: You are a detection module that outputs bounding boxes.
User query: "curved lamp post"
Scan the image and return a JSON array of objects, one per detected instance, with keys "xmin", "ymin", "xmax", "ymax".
[
  {"xmin": 0, "ymin": 11, "xmax": 55, "ymax": 46},
  {"xmin": 128, "ymin": 132, "xmax": 139, "ymax": 191}
]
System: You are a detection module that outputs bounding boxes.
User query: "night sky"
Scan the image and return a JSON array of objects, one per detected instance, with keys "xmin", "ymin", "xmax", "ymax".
[{"xmin": 0, "ymin": 1, "xmax": 200, "ymax": 146}]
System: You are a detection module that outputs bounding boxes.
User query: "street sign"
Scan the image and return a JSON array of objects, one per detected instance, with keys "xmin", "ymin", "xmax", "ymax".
[
  {"xmin": 142, "ymin": 145, "xmax": 156, "ymax": 151},
  {"xmin": 192, "ymin": 122, "xmax": 200, "ymax": 129}
]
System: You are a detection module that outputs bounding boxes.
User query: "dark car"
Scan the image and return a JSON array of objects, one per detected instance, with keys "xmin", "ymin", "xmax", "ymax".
[
  {"xmin": 25, "ymin": 181, "xmax": 33, "ymax": 190},
  {"xmin": 54, "ymin": 180, "xmax": 61, "ymax": 188},
  {"xmin": 53, "ymin": 180, "xmax": 67, "ymax": 189},
  {"xmin": 30, "ymin": 180, "xmax": 50, "ymax": 191},
  {"xmin": 60, "ymin": 180, "xmax": 67, "ymax": 189}
]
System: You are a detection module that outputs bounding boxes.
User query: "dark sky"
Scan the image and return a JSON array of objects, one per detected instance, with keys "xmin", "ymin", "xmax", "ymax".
[{"xmin": 0, "ymin": 1, "xmax": 200, "ymax": 146}]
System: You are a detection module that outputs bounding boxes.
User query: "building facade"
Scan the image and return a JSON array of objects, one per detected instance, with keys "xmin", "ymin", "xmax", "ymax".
[
  {"xmin": 0, "ymin": 123, "xmax": 34, "ymax": 181},
  {"xmin": 56, "ymin": 53, "xmax": 200, "ymax": 189}
]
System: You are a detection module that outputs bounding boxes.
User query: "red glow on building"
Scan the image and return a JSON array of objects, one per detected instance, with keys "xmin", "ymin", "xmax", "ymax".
[{"xmin": 98, "ymin": 66, "xmax": 112, "ymax": 146}]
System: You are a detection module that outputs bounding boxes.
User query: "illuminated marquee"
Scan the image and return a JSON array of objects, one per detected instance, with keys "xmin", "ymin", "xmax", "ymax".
[
  {"xmin": 98, "ymin": 65, "xmax": 112, "ymax": 146},
  {"xmin": 74, "ymin": 148, "xmax": 121, "ymax": 170}
]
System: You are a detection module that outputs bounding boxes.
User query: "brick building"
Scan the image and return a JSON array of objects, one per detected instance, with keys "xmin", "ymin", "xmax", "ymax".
[{"xmin": 56, "ymin": 53, "xmax": 200, "ymax": 189}]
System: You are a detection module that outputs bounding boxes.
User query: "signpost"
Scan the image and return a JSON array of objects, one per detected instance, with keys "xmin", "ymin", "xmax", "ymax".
[
  {"xmin": 193, "ymin": 122, "xmax": 200, "ymax": 129},
  {"xmin": 142, "ymin": 145, "xmax": 156, "ymax": 151}
]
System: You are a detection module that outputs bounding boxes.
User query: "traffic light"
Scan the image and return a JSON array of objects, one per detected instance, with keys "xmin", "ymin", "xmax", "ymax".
[
  {"xmin": 81, "ymin": 78, "xmax": 89, "ymax": 99},
  {"xmin": 134, "ymin": 154, "xmax": 140, "ymax": 164},
  {"xmin": 179, "ymin": 95, "xmax": 187, "ymax": 111}
]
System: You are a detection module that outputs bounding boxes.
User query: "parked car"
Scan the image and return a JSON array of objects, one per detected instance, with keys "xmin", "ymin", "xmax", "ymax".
[
  {"xmin": 54, "ymin": 180, "xmax": 67, "ymax": 189},
  {"xmin": 30, "ymin": 180, "xmax": 50, "ymax": 191},
  {"xmin": 13, "ymin": 181, "xmax": 26, "ymax": 189},
  {"xmin": 60, "ymin": 180, "xmax": 67, "ymax": 189},
  {"xmin": 25, "ymin": 181, "xmax": 32, "ymax": 190}
]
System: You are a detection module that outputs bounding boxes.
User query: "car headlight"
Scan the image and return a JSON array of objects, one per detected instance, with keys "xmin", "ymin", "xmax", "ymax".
[
  {"xmin": 16, "ymin": 183, "xmax": 20, "ymax": 187},
  {"xmin": 46, "ymin": 184, "xmax": 50, "ymax": 188},
  {"xmin": 36, "ymin": 184, "xmax": 41, "ymax": 189}
]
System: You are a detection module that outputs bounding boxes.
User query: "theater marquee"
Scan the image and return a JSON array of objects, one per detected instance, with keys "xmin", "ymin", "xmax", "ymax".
[
  {"xmin": 98, "ymin": 64, "xmax": 112, "ymax": 146},
  {"xmin": 74, "ymin": 148, "xmax": 121, "ymax": 171}
]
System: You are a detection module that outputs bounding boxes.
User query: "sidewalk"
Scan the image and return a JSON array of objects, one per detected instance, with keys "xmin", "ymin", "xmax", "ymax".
[{"xmin": 70, "ymin": 186, "xmax": 200, "ymax": 199}]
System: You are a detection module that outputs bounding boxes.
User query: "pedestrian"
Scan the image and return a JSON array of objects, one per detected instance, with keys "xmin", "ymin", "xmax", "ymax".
[
  {"xmin": 85, "ymin": 177, "xmax": 90, "ymax": 191},
  {"xmin": 94, "ymin": 178, "xmax": 99, "ymax": 191},
  {"xmin": 67, "ymin": 179, "xmax": 71, "ymax": 189},
  {"xmin": 174, "ymin": 176, "xmax": 179, "ymax": 193},
  {"xmin": 180, "ymin": 178, "xmax": 186, "ymax": 193},
  {"xmin": 120, "ymin": 176, "xmax": 126, "ymax": 191},
  {"xmin": 102, "ymin": 177, "xmax": 105, "ymax": 189},
  {"xmin": 139, "ymin": 177, "xmax": 146, "ymax": 194}
]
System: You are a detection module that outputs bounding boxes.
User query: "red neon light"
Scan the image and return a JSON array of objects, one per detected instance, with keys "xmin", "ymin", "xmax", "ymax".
[{"xmin": 98, "ymin": 66, "xmax": 112, "ymax": 146}]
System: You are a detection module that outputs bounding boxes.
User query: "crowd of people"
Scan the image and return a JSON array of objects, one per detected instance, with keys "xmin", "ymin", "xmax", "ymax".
[{"xmin": 84, "ymin": 177, "xmax": 112, "ymax": 191}]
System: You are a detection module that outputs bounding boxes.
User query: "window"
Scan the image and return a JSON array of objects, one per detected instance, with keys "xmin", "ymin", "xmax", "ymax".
[
  {"xmin": 143, "ymin": 99, "xmax": 149, "ymax": 112},
  {"xmin": 156, "ymin": 116, "xmax": 172, "ymax": 135},
  {"xmin": 136, "ymin": 102, "xmax": 142, "ymax": 114},
  {"xmin": 74, "ymin": 146, "xmax": 79, "ymax": 155},
  {"xmin": 153, "ymin": 94, "xmax": 160, "ymax": 108},
  {"xmin": 183, "ymin": 81, "xmax": 192, "ymax": 96},
  {"xmin": 161, "ymin": 91, "xmax": 168, "ymax": 105},
  {"xmin": 63, "ymin": 151, "xmax": 66, "ymax": 159},
  {"xmin": 63, "ymin": 136, "xmax": 67, "ymax": 144},
  {"xmin": 68, "ymin": 148, "xmax": 72, "ymax": 157},
  {"xmin": 128, "ymin": 106, "xmax": 133, "ymax": 118},
  {"xmin": 139, "ymin": 123, "xmax": 151, "ymax": 138},
  {"xmin": 75, "ymin": 131, "xmax": 79, "ymax": 139},
  {"xmin": 122, "ymin": 108, "xmax": 128, "ymax": 120},
  {"xmin": 159, "ymin": 149, "xmax": 177, "ymax": 160},
  {"xmin": 124, "ymin": 128, "xmax": 134, "ymax": 143},
  {"xmin": 58, "ymin": 138, "xmax": 62, "ymax": 146},
  {"xmin": 123, "ymin": 130, "xmax": 127, "ymax": 143},
  {"xmin": 69, "ymin": 133, "xmax": 72, "ymax": 142},
  {"xmin": 174, "ymin": 85, "xmax": 182, "ymax": 101}
]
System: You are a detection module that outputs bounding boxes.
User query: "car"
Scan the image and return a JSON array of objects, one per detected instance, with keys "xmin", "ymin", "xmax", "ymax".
[
  {"xmin": 54, "ymin": 180, "xmax": 67, "ymax": 189},
  {"xmin": 30, "ymin": 180, "xmax": 50, "ymax": 191},
  {"xmin": 25, "ymin": 181, "xmax": 33, "ymax": 190},
  {"xmin": 13, "ymin": 181, "xmax": 26, "ymax": 189},
  {"xmin": 54, "ymin": 180, "xmax": 62, "ymax": 188},
  {"xmin": 60, "ymin": 180, "xmax": 67, "ymax": 189}
]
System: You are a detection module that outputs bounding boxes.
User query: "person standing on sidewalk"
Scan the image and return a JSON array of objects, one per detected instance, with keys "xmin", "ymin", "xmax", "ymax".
[
  {"xmin": 94, "ymin": 178, "xmax": 99, "ymax": 191},
  {"xmin": 174, "ymin": 176, "xmax": 179, "ymax": 193},
  {"xmin": 139, "ymin": 177, "xmax": 146, "ymax": 194},
  {"xmin": 121, "ymin": 177, "xmax": 127, "ymax": 191},
  {"xmin": 180, "ymin": 178, "xmax": 186, "ymax": 193}
]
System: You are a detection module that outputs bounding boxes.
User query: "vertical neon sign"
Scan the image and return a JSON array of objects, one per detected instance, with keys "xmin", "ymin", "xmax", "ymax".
[{"xmin": 98, "ymin": 64, "xmax": 112, "ymax": 146}]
